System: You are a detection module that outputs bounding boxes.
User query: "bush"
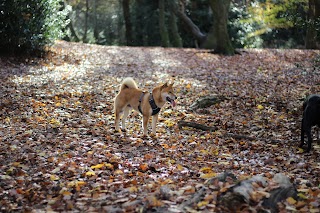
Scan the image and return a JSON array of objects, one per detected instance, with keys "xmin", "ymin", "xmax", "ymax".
[{"xmin": 0, "ymin": 0, "xmax": 69, "ymax": 55}]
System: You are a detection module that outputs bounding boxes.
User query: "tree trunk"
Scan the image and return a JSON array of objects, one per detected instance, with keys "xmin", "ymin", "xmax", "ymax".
[
  {"xmin": 122, "ymin": 0, "xmax": 133, "ymax": 46},
  {"xmin": 159, "ymin": 0, "xmax": 170, "ymax": 47},
  {"xmin": 205, "ymin": 0, "xmax": 234, "ymax": 55},
  {"xmin": 172, "ymin": 0, "xmax": 234, "ymax": 55},
  {"xmin": 82, "ymin": 0, "xmax": 89, "ymax": 43},
  {"xmin": 64, "ymin": 0, "xmax": 80, "ymax": 42},
  {"xmin": 93, "ymin": 0, "xmax": 99, "ymax": 43},
  {"xmin": 168, "ymin": 3, "xmax": 182, "ymax": 47},
  {"xmin": 306, "ymin": 0, "xmax": 320, "ymax": 49},
  {"xmin": 171, "ymin": 0, "xmax": 206, "ymax": 45}
]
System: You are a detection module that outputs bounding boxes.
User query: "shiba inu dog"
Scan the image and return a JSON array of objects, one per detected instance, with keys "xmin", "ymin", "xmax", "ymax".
[
  {"xmin": 300, "ymin": 94, "xmax": 320, "ymax": 152},
  {"xmin": 114, "ymin": 77, "xmax": 177, "ymax": 136}
]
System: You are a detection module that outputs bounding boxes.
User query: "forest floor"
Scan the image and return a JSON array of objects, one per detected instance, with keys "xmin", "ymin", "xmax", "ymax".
[{"xmin": 1, "ymin": 41, "xmax": 320, "ymax": 212}]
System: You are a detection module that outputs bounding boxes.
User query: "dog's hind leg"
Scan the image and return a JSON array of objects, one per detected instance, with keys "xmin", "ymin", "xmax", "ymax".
[
  {"xmin": 122, "ymin": 106, "xmax": 130, "ymax": 131},
  {"xmin": 115, "ymin": 109, "xmax": 121, "ymax": 132}
]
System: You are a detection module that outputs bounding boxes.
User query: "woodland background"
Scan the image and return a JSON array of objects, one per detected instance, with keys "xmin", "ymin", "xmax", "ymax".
[
  {"xmin": 1, "ymin": 0, "xmax": 320, "ymax": 55},
  {"xmin": 0, "ymin": 0, "xmax": 320, "ymax": 212}
]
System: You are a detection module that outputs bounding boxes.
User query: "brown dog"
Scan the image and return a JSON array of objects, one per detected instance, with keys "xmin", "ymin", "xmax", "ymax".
[{"xmin": 114, "ymin": 77, "xmax": 177, "ymax": 136}]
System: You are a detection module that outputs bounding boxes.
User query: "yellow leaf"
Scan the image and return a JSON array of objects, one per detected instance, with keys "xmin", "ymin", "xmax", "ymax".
[
  {"xmin": 50, "ymin": 175, "xmax": 60, "ymax": 181},
  {"xmin": 104, "ymin": 163, "xmax": 114, "ymax": 170},
  {"xmin": 297, "ymin": 193, "xmax": 308, "ymax": 200},
  {"xmin": 200, "ymin": 167, "xmax": 212, "ymax": 173},
  {"xmin": 12, "ymin": 162, "xmax": 21, "ymax": 167},
  {"xmin": 200, "ymin": 172, "xmax": 217, "ymax": 179},
  {"xmin": 164, "ymin": 119, "xmax": 175, "ymax": 128},
  {"xmin": 197, "ymin": 201, "xmax": 209, "ymax": 208},
  {"xmin": 176, "ymin": 164, "xmax": 184, "ymax": 171},
  {"xmin": 49, "ymin": 118, "xmax": 60, "ymax": 126},
  {"xmin": 186, "ymin": 84, "xmax": 192, "ymax": 89},
  {"xmin": 91, "ymin": 163, "xmax": 105, "ymax": 170},
  {"xmin": 62, "ymin": 191, "xmax": 72, "ymax": 196},
  {"xmin": 257, "ymin": 104, "xmax": 264, "ymax": 110},
  {"xmin": 85, "ymin": 171, "xmax": 96, "ymax": 176},
  {"xmin": 55, "ymin": 102, "xmax": 62, "ymax": 107},
  {"xmin": 114, "ymin": 169, "xmax": 123, "ymax": 175},
  {"xmin": 297, "ymin": 148, "xmax": 304, "ymax": 153},
  {"xmin": 286, "ymin": 197, "xmax": 297, "ymax": 205},
  {"xmin": 5, "ymin": 117, "xmax": 10, "ymax": 123},
  {"xmin": 128, "ymin": 186, "xmax": 138, "ymax": 193},
  {"xmin": 76, "ymin": 181, "xmax": 86, "ymax": 187},
  {"xmin": 162, "ymin": 109, "xmax": 172, "ymax": 116}
]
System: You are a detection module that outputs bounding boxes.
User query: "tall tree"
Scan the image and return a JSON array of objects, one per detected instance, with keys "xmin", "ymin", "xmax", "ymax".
[
  {"xmin": 206, "ymin": 0, "xmax": 234, "ymax": 55},
  {"xmin": 93, "ymin": 0, "xmax": 99, "ymax": 42},
  {"xmin": 122, "ymin": 0, "xmax": 133, "ymax": 45},
  {"xmin": 82, "ymin": 0, "xmax": 89, "ymax": 43},
  {"xmin": 172, "ymin": 0, "xmax": 235, "ymax": 55},
  {"xmin": 168, "ymin": 6, "xmax": 183, "ymax": 47},
  {"xmin": 305, "ymin": 0, "xmax": 320, "ymax": 49},
  {"xmin": 159, "ymin": 0, "xmax": 170, "ymax": 47}
]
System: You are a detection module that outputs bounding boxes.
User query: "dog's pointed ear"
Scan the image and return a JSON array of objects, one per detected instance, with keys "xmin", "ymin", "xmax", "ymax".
[{"xmin": 161, "ymin": 83, "xmax": 168, "ymax": 90}]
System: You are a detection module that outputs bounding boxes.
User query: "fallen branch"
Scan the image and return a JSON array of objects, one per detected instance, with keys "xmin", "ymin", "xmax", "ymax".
[{"xmin": 177, "ymin": 120, "xmax": 217, "ymax": 131}]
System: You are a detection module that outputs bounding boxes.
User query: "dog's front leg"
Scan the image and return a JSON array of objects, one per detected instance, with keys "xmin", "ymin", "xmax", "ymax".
[
  {"xmin": 306, "ymin": 127, "xmax": 312, "ymax": 152},
  {"xmin": 299, "ymin": 118, "xmax": 305, "ymax": 148},
  {"xmin": 142, "ymin": 115, "xmax": 150, "ymax": 136},
  {"xmin": 151, "ymin": 114, "xmax": 158, "ymax": 135}
]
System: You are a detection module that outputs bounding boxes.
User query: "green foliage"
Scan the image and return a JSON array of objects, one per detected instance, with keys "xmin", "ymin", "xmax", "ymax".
[
  {"xmin": 228, "ymin": 3, "xmax": 263, "ymax": 48},
  {"xmin": 0, "ymin": 0, "xmax": 69, "ymax": 55},
  {"xmin": 244, "ymin": 0, "xmax": 308, "ymax": 48}
]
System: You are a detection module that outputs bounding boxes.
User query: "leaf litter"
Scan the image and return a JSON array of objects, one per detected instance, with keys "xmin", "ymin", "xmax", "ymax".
[{"xmin": 0, "ymin": 41, "xmax": 320, "ymax": 212}]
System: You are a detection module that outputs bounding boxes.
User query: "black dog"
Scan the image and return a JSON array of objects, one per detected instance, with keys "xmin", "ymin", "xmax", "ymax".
[{"xmin": 300, "ymin": 94, "xmax": 320, "ymax": 152}]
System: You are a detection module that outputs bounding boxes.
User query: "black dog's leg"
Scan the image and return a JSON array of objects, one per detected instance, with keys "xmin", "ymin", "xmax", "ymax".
[
  {"xmin": 300, "ymin": 118, "xmax": 305, "ymax": 148},
  {"xmin": 306, "ymin": 127, "xmax": 312, "ymax": 152}
]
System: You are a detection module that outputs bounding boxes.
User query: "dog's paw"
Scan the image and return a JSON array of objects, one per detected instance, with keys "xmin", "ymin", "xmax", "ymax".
[
  {"xmin": 150, "ymin": 133, "xmax": 157, "ymax": 139},
  {"xmin": 115, "ymin": 128, "xmax": 122, "ymax": 133}
]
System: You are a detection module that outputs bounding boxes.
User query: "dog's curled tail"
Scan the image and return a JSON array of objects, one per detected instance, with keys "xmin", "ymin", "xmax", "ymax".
[{"xmin": 120, "ymin": 77, "xmax": 138, "ymax": 91}]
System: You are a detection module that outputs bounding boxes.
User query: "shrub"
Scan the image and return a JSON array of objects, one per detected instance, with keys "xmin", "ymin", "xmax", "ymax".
[{"xmin": 0, "ymin": 0, "xmax": 69, "ymax": 55}]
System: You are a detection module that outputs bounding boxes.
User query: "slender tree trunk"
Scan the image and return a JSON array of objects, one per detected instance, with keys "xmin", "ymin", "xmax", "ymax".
[
  {"xmin": 122, "ymin": 0, "xmax": 133, "ymax": 45},
  {"xmin": 64, "ymin": 0, "xmax": 80, "ymax": 42},
  {"xmin": 82, "ymin": 0, "xmax": 89, "ymax": 43},
  {"xmin": 171, "ymin": 0, "xmax": 206, "ymax": 45},
  {"xmin": 306, "ymin": 0, "xmax": 320, "ymax": 49},
  {"xmin": 159, "ymin": 0, "xmax": 170, "ymax": 47},
  {"xmin": 205, "ymin": 0, "xmax": 234, "ymax": 55},
  {"xmin": 93, "ymin": 0, "xmax": 99, "ymax": 43},
  {"xmin": 169, "ymin": 7, "xmax": 182, "ymax": 47}
]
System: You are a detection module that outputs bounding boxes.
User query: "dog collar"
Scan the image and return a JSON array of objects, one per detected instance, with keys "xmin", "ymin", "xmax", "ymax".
[{"xmin": 138, "ymin": 92, "xmax": 161, "ymax": 115}]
